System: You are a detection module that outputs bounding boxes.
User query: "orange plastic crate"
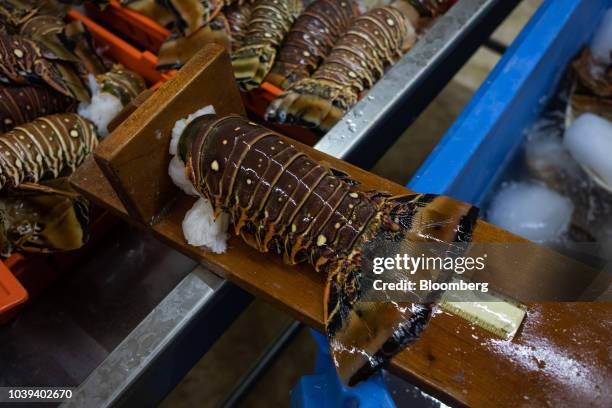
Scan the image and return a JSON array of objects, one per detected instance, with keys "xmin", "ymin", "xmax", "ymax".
[
  {"xmin": 0, "ymin": 259, "xmax": 28, "ymax": 324},
  {"xmin": 67, "ymin": 9, "xmax": 174, "ymax": 85}
]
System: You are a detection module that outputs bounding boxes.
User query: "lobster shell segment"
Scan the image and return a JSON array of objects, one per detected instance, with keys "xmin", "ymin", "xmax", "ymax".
[
  {"xmin": 266, "ymin": 0, "xmax": 360, "ymax": 90},
  {"xmin": 0, "ymin": 177, "xmax": 90, "ymax": 256},
  {"xmin": 225, "ymin": 1, "xmax": 253, "ymax": 52},
  {"xmin": 266, "ymin": 6, "xmax": 412, "ymax": 131},
  {"xmin": 177, "ymin": 114, "xmax": 479, "ymax": 385},
  {"xmin": 0, "ymin": 113, "xmax": 98, "ymax": 190},
  {"xmin": 231, "ymin": 0, "xmax": 303, "ymax": 91},
  {"xmin": 407, "ymin": 0, "xmax": 456, "ymax": 17},
  {"xmin": 0, "ymin": 84, "xmax": 75, "ymax": 133},
  {"xmin": 0, "ymin": 32, "xmax": 90, "ymax": 102}
]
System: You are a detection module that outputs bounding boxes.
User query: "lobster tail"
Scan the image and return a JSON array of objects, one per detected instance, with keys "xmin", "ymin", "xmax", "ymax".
[
  {"xmin": 265, "ymin": 0, "xmax": 360, "ymax": 90},
  {"xmin": 324, "ymin": 193, "xmax": 479, "ymax": 385},
  {"xmin": 232, "ymin": 44, "xmax": 279, "ymax": 91},
  {"xmin": 178, "ymin": 115, "xmax": 480, "ymax": 385},
  {"xmin": 0, "ymin": 177, "xmax": 90, "ymax": 257},
  {"xmin": 0, "ymin": 84, "xmax": 76, "ymax": 133},
  {"xmin": 157, "ymin": 15, "xmax": 231, "ymax": 70},
  {"xmin": 265, "ymin": 79, "xmax": 355, "ymax": 131},
  {"xmin": 231, "ymin": 0, "xmax": 303, "ymax": 91}
]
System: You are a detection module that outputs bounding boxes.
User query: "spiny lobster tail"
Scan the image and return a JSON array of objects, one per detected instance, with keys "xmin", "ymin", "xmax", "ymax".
[
  {"xmin": 0, "ymin": 113, "xmax": 98, "ymax": 190},
  {"xmin": 324, "ymin": 194, "xmax": 478, "ymax": 385},
  {"xmin": 0, "ymin": 32, "xmax": 90, "ymax": 102},
  {"xmin": 0, "ymin": 84, "xmax": 76, "ymax": 133},
  {"xmin": 266, "ymin": 6, "xmax": 411, "ymax": 131},
  {"xmin": 159, "ymin": 0, "xmax": 219, "ymax": 37},
  {"xmin": 265, "ymin": 79, "xmax": 354, "ymax": 130},
  {"xmin": 97, "ymin": 64, "xmax": 147, "ymax": 106},
  {"xmin": 157, "ymin": 15, "xmax": 231, "ymax": 70},
  {"xmin": 224, "ymin": 2, "xmax": 253, "ymax": 52},
  {"xmin": 231, "ymin": 0, "xmax": 303, "ymax": 91},
  {"xmin": 0, "ymin": 177, "xmax": 90, "ymax": 257},
  {"xmin": 179, "ymin": 115, "xmax": 479, "ymax": 385},
  {"xmin": 265, "ymin": 0, "xmax": 360, "ymax": 90}
]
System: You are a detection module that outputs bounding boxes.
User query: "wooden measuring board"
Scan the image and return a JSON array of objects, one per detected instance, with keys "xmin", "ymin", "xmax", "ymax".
[{"xmin": 70, "ymin": 45, "xmax": 612, "ymax": 407}]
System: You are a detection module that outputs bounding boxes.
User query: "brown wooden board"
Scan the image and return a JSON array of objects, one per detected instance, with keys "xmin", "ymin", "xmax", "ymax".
[{"xmin": 71, "ymin": 45, "xmax": 612, "ymax": 407}]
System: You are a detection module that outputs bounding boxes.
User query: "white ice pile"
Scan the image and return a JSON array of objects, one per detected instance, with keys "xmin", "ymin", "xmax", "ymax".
[
  {"xmin": 563, "ymin": 113, "xmax": 612, "ymax": 192},
  {"xmin": 78, "ymin": 75, "xmax": 123, "ymax": 138},
  {"xmin": 591, "ymin": 8, "xmax": 612, "ymax": 65},
  {"xmin": 487, "ymin": 182, "xmax": 574, "ymax": 243},
  {"xmin": 168, "ymin": 106, "xmax": 231, "ymax": 254}
]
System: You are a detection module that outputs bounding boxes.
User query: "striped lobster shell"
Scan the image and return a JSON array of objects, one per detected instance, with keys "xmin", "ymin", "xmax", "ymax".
[
  {"xmin": 177, "ymin": 114, "xmax": 478, "ymax": 384},
  {"xmin": 265, "ymin": 0, "xmax": 360, "ymax": 90},
  {"xmin": 157, "ymin": 14, "xmax": 232, "ymax": 70},
  {"xmin": 266, "ymin": 6, "xmax": 414, "ymax": 131},
  {"xmin": 0, "ymin": 32, "xmax": 90, "ymax": 102},
  {"xmin": 96, "ymin": 64, "xmax": 147, "ymax": 106},
  {"xmin": 231, "ymin": 0, "xmax": 303, "ymax": 91},
  {"xmin": 224, "ymin": 1, "xmax": 253, "ymax": 52},
  {"xmin": 0, "ymin": 113, "xmax": 98, "ymax": 190},
  {"xmin": 0, "ymin": 84, "xmax": 75, "ymax": 133}
]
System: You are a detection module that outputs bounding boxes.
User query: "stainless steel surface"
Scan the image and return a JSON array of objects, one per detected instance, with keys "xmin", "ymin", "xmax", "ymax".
[
  {"xmin": 63, "ymin": 267, "xmax": 221, "ymax": 408},
  {"xmin": 0, "ymin": 224, "xmax": 196, "ymax": 387},
  {"xmin": 316, "ymin": 0, "xmax": 520, "ymax": 168}
]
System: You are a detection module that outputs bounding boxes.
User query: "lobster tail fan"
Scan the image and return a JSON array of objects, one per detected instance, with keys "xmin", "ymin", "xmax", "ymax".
[
  {"xmin": 324, "ymin": 194, "xmax": 479, "ymax": 386},
  {"xmin": 265, "ymin": 79, "xmax": 355, "ymax": 131},
  {"xmin": 232, "ymin": 44, "xmax": 278, "ymax": 91},
  {"xmin": 157, "ymin": 16, "xmax": 231, "ymax": 71}
]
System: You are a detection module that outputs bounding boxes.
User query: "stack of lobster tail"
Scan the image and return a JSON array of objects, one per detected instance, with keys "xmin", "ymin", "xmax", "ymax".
[
  {"xmin": 231, "ymin": 0, "xmax": 303, "ymax": 91},
  {"xmin": 266, "ymin": 6, "xmax": 413, "ymax": 131},
  {"xmin": 265, "ymin": 0, "xmax": 360, "ymax": 90}
]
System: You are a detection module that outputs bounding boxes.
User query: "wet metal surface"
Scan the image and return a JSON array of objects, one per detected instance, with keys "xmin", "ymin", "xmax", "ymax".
[{"xmin": 0, "ymin": 224, "xmax": 196, "ymax": 388}]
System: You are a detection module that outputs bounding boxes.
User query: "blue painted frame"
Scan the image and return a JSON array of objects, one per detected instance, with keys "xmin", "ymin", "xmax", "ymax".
[{"xmin": 409, "ymin": 0, "xmax": 612, "ymax": 207}]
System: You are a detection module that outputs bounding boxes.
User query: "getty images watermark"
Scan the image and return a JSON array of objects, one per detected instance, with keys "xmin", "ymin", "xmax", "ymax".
[{"xmin": 370, "ymin": 253, "xmax": 489, "ymax": 293}]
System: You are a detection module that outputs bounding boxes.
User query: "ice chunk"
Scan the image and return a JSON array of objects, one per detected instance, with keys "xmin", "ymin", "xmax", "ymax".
[
  {"xmin": 78, "ymin": 75, "xmax": 123, "ymax": 138},
  {"xmin": 182, "ymin": 197, "xmax": 230, "ymax": 254},
  {"xmin": 169, "ymin": 106, "xmax": 215, "ymax": 155},
  {"xmin": 591, "ymin": 8, "xmax": 612, "ymax": 65},
  {"xmin": 563, "ymin": 113, "xmax": 612, "ymax": 191},
  {"xmin": 487, "ymin": 182, "xmax": 574, "ymax": 243},
  {"xmin": 168, "ymin": 155, "xmax": 198, "ymax": 196}
]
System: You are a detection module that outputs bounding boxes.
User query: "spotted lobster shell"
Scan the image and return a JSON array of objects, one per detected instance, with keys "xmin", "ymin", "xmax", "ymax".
[
  {"xmin": 0, "ymin": 84, "xmax": 75, "ymax": 133},
  {"xmin": 0, "ymin": 177, "xmax": 90, "ymax": 256},
  {"xmin": 231, "ymin": 0, "xmax": 303, "ymax": 91},
  {"xmin": 0, "ymin": 113, "xmax": 98, "ymax": 190},
  {"xmin": 177, "ymin": 114, "xmax": 478, "ymax": 385},
  {"xmin": 0, "ymin": 32, "xmax": 90, "ymax": 102},
  {"xmin": 266, "ymin": 6, "xmax": 413, "ymax": 131},
  {"xmin": 265, "ymin": 0, "xmax": 359, "ymax": 90},
  {"xmin": 224, "ymin": 1, "xmax": 253, "ymax": 52}
]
